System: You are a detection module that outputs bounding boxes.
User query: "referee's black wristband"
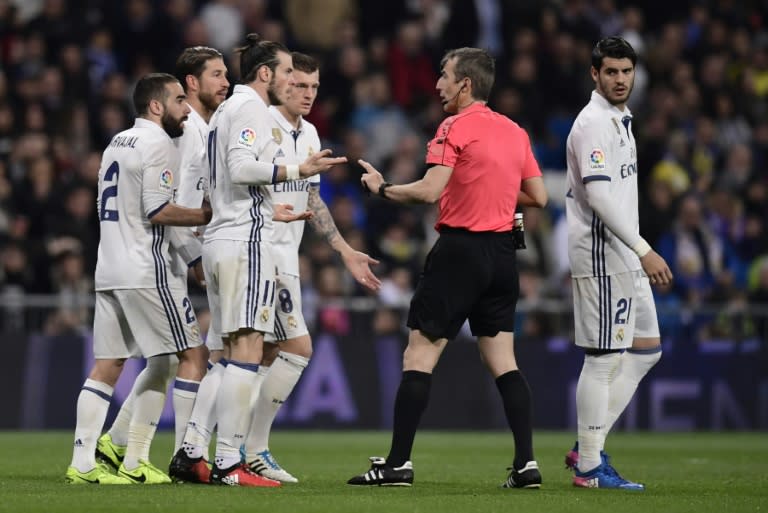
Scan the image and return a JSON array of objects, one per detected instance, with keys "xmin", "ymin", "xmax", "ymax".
[{"xmin": 378, "ymin": 182, "xmax": 393, "ymax": 199}]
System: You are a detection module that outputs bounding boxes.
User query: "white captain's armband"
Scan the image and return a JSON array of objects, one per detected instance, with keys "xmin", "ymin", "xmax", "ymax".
[{"xmin": 588, "ymin": 148, "xmax": 606, "ymax": 170}]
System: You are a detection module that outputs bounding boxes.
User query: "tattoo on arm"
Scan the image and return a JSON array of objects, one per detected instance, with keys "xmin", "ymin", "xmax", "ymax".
[{"xmin": 307, "ymin": 186, "xmax": 341, "ymax": 246}]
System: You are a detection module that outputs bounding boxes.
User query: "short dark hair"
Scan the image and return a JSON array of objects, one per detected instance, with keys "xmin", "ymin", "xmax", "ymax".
[
  {"xmin": 291, "ymin": 52, "xmax": 319, "ymax": 74},
  {"xmin": 133, "ymin": 73, "xmax": 179, "ymax": 115},
  {"xmin": 591, "ymin": 37, "xmax": 637, "ymax": 70},
  {"xmin": 236, "ymin": 33, "xmax": 290, "ymax": 84},
  {"xmin": 440, "ymin": 47, "xmax": 495, "ymax": 101},
  {"xmin": 174, "ymin": 46, "xmax": 223, "ymax": 92}
]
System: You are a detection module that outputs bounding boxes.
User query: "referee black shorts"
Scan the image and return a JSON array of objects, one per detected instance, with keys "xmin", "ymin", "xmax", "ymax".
[{"xmin": 407, "ymin": 227, "xmax": 519, "ymax": 339}]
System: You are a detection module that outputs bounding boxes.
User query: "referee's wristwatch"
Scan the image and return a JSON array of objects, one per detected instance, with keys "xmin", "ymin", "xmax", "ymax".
[{"xmin": 378, "ymin": 182, "xmax": 393, "ymax": 199}]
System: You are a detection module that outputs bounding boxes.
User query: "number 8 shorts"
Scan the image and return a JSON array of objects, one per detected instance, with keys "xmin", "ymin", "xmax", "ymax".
[
  {"xmin": 572, "ymin": 270, "xmax": 660, "ymax": 350},
  {"xmin": 264, "ymin": 271, "xmax": 308, "ymax": 343}
]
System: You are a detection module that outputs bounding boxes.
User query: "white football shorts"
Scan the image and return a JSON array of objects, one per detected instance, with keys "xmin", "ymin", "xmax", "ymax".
[
  {"xmin": 93, "ymin": 287, "xmax": 203, "ymax": 359},
  {"xmin": 572, "ymin": 270, "xmax": 659, "ymax": 350},
  {"xmin": 202, "ymin": 239, "xmax": 277, "ymax": 336},
  {"xmin": 264, "ymin": 271, "xmax": 309, "ymax": 343}
]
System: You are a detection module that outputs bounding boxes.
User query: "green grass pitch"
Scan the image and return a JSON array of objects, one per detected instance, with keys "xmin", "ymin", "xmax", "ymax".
[{"xmin": 0, "ymin": 431, "xmax": 765, "ymax": 513}]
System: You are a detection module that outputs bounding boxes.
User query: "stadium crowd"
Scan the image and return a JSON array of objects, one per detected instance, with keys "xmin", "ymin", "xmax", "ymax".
[{"xmin": 0, "ymin": 0, "xmax": 766, "ymax": 342}]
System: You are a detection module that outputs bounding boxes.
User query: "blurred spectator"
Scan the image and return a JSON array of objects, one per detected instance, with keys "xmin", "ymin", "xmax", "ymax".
[
  {"xmin": 285, "ymin": 0, "xmax": 355, "ymax": 52},
  {"xmin": 378, "ymin": 266, "xmax": 413, "ymax": 307},
  {"xmin": 350, "ymin": 71, "xmax": 413, "ymax": 167},
  {"xmin": 199, "ymin": 0, "xmax": 243, "ymax": 56},
  {"xmin": 0, "ymin": 0, "xmax": 765, "ymax": 336},
  {"xmin": 657, "ymin": 194, "xmax": 730, "ymax": 304},
  {"xmin": 387, "ymin": 19, "xmax": 438, "ymax": 113},
  {"xmin": 44, "ymin": 240, "xmax": 92, "ymax": 335}
]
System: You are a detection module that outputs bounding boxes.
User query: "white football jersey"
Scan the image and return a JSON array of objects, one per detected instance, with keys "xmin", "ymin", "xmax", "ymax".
[
  {"xmin": 566, "ymin": 91, "xmax": 641, "ymax": 277},
  {"xmin": 204, "ymin": 84, "xmax": 280, "ymax": 243},
  {"xmin": 94, "ymin": 118, "xmax": 179, "ymax": 290},
  {"xmin": 175, "ymin": 106, "xmax": 209, "ymax": 209},
  {"xmin": 170, "ymin": 105, "xmax": 208, "ymax": 277},
  {"xmin": 268, "ymin": 105, "xmax": 321, "ymax": 276}
]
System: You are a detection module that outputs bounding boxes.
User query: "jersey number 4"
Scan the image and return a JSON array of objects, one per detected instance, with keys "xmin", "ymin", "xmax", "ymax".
[{"xmin": 100, "ymin": 161, "xmax": 120, "ymax": 222}]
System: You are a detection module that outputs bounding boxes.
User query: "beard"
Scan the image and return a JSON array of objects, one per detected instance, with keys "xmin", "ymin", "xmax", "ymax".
[
  {"xmin": 267, "ymin": 75, "xmax": 282, "ymax": 106},
  {"xmin": 198, "ymin": 89, "xmax": 221, "ymax": 113},
  {"xmin": 161, "ymin": 111, "xmax": 185, "ymax": 138},
  {"xmin": 600, "ymin": 76, "xmax": 634, "ymax": 106}
]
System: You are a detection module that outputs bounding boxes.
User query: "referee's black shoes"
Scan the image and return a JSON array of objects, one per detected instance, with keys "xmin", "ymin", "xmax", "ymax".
[
  {"xmin": 502, "ymin": 460, "xmax": 542, "ymax": 489},
  {"xmin": 347, "ymin": 457, "xmax": 414, "ymax": 486}
]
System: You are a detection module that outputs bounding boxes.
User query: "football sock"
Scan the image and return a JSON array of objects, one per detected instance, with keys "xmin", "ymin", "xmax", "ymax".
[
  {"xmin": 576, "ymin": 352, "xmax": 621, "ymax": 473},
  {"xmin": 604, "ymin": 346, "xmax": 662, "ymax": 438},
  {"xmin": 108, "ymin": 385, "xmax": 135, "ymax": 447},
  {"xmin": 71, "ymin": 379, "xmax": 113, "ymax": 472},
  {"xmin": 214, "ymin": 361, "xmax": 260, "ymax": 470},
  {"xmin": 172, "ymin": 378, "xmax": 200, "ymax": 453},
  {"xmin": 122, "ymin": 356, "xmax": 172, "ymax": 470},
  {"xmin": 183, "ymin": 359, "xmax": 226, "ymax": 460},
  {"xmin": 386, "ymin": 370, "xmax": 431, "ymax": 468},
  {"xmin": 245, "ymin": 352, "xmax": 308, "ymax": 460},
  {"xmin": 495, "ymin": 370, "xmax": 535, "ymax": 469}
]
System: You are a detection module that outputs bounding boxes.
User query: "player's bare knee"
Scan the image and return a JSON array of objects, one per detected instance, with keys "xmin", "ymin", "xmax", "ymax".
[
  {"xmin": 208, "ymin": 348, "xmax": 224, "ymax": 364},
  {"xmin": 261, "ymin": 341, "xmax": 281, "ymax": 366},
  {"xmin": 280, "ymin": 335, "xmax": 313, "ymax": 359},
  {"xmin": 89, "ymin": 358, "xmax": 126, "ymax": 386}
]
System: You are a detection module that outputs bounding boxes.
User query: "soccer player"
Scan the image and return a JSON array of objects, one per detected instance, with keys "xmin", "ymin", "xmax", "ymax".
[
  {"xmin": 346, "ymin": 47, "xmax": 547, "ymax": 488},
  {"xmin": 564, "ymin": 36, "xmax": 672, "ymax": 490},
  {"xmin": 243, "ymin": 52, "xmax": 381, "ymax": 483},
  {"xmin": 95, "ymin": 47, "xmax": 230, "ymax": 481},
  {"xmin": 65, "ymin": 73, "xmax": 212, "ymax": 485},
  {"xmin": 188, "ymin": 34, "xmax": 345, "ymax": 487}
]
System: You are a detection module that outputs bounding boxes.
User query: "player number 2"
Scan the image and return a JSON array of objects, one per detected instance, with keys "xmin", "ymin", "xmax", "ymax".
[
  {"xmin": 182, "ymin": 297, "xmax": 196, "ymax": 324},
  {"xmin": 278, "ymin": 288, "xmax": 293, "ymax": 313},
  {"xmin": 100, "ymin": 161, "xmax": 120, "ymax": 222}
]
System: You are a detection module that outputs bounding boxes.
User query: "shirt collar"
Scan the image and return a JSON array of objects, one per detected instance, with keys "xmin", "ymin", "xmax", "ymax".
[
  {"xmin": 459, "ymin": 102, "xmax": 489, "ymax": 115},
  {"xmin": 269, "ymin": 105, "xmax": 302, "ymax": 135},
  {"xmin": 133, "ymin": 117, "xmax": 169, "ymax": 138},
  {"xmin": 187, "ymin": 104, "xmax": 206, "ymax": 127},
  {"xmin": 233, "ymin": 84, "xmax": 269, "ymax": 108},
  {"xmin": 590, "ymin": 90, "xmax": 632, "ymax": 118}
]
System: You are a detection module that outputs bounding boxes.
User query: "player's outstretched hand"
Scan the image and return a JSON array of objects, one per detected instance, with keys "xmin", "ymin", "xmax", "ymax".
[
  {"xmin": 273, "ymin": 203, "xmax": 313, "ymax": 223},
  {"xmin": 341, "ymin": 249, "xmax": 382, "ymax": 292},
  {"xmin": 640, "ymin": 250, "xmax": 673, "ymax": 286},
  {"xmin": 358, "ymin": 159, "xmax": 384, "ymax": 194},
  {"xmin": 300, "ymin": 149, "xmax": 347, "ymax": 178}
]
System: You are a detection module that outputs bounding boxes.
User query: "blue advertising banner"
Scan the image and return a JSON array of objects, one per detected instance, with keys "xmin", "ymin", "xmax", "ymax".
[{"xmin": 7, "ymin": 312, "xmax": 768, "ymax": 430}]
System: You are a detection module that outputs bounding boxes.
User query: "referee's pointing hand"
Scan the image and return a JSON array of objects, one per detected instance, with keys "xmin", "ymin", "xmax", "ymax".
[{"xmin": 359, "ymin": 159, "xmax": 384, "ymax": 194}]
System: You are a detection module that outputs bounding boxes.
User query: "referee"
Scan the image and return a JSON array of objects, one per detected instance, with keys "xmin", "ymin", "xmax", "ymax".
[{"xmin": 347, "ymin": 47, "xmax": 548, "ymax": 488}]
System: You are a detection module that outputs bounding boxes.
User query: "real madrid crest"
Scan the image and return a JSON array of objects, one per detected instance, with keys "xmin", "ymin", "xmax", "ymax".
[
  {"xmin": 287, "ymin": 315, "xmax": 298, "ymax": 328},
  {"xmin": 616, "ymin": 328, "xmax": 624, "ymax": 342},
  {"xmin": 260, "ymin": 308, "xmax": 271, "ymax": 323},
  {"xmin": 272, "ymin": 128, "xmax": 282, "ymax": 144},
  {"xmin": 307, "ymin": 146, "xmax": 314, "ymax": 156}
]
